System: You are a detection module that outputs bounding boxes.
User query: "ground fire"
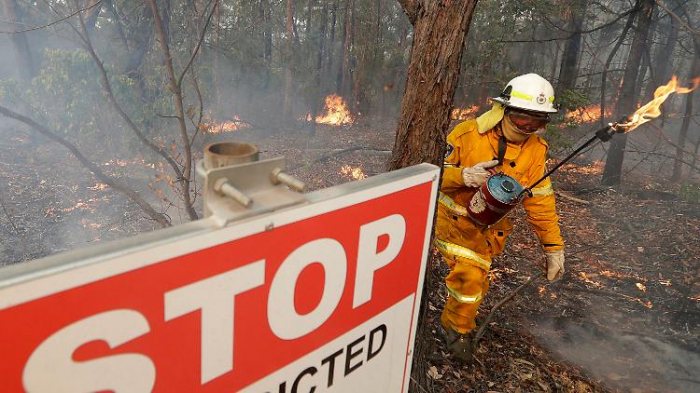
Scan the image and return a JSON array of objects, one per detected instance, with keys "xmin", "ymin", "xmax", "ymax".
[
  {"xmin": 2, "ymin": 2, "xmax": 700, "ymax": 392},
  {"xmin": 565, "ymin": 104, "xmax": 611, "ymax": 124},
  {"xmin": 340, "ymin": 165, "xmax": 367, "ymax": 180},
  {"xmin": 201, "ymin": 115, "xmax": 251, "ymax": 133},
  {"xmin": 310, "ymin": 95, "xmax": 355, "ymax": 126},
  {"xmin": 450, "ymin": 106, "xmax": 479, "ymax": 120}
]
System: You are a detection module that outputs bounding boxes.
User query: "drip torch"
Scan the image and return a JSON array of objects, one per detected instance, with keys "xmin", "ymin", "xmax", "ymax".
[
  {"xmin": 521, "ymin": 121, "xmax": 622, "ymax": 196},
  {"xmin": 466, "ymin": 122, "xmax": 624, "ymax": 227}
]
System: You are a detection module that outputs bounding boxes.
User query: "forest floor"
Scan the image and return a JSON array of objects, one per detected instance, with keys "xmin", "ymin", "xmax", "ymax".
[{"xmin": 1, "ymin": 116, "xmax": 699, "ymax": 392}]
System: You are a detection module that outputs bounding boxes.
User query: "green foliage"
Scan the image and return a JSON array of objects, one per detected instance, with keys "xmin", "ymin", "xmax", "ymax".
[
  {"xmin": 0, "ymin": 49, "xmax": 176, "ymax": 151},
  {"xmin": 680, "ymin": 182, "xmax": 700, "ymax": 204},
  {"xmin": 542, "ymin": 123, "xmax": 572, "ymax": 151},
  {"xmin": 558, "ymin": 89, "xmax": 590, "ymax": 112}
]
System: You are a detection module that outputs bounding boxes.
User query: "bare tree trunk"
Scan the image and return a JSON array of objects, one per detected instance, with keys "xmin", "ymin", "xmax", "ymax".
[
  {"xmin": 549, "ymin": 41, "xmax": 560, "ymax": 83},
  {"xmin": 602, "ymin": 0, "xmax": 655, "ymax": 186},
  {"xmin": 146, "ymin": 0, "xmax": 202, "ymax": 220},
  {"xmin": 672, "ymin": 55, "xmax": 700, "ymax": 181},
  {"xmin": 390, "ymin": 0, "xmax": 479, "ymax": 169},
  {"xmin": 644, "ymin": 8, "xmax": 679, "ymax": 120},
  {"xmin": 327, "ymin": 0, "xmax": 337, "ymax": 79},
  {"xmin": 600, "ymin": 3, "xmax": 638, "ymax": 126},
  {"xmin": 261, "ymin": 0, "xmax": 272, "ymax": 90},
  {"xmin": 310, "ymin": 1, "xmax": 328, "ymax": 132},
  {"xmin": 556, "ymin": 0, "xmax": 589, "ymax": 98},
  {"xmin": 306, "ymin": 0, "xmax": 313, "ymax": 35},
  {"xmin": 284, "ymin": 0, "xmax": 295, "ymax": 118},
  {"xmin": 336, "ymin": 0, "xmax": 352, "ymax": 94},
  {"xmin": 1, "ymin": 0, "xmax": 35, "ymax": 81}
]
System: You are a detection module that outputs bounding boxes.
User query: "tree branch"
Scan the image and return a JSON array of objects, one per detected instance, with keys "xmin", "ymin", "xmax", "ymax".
[
  {"xmin": 472, "ymin": 272, "xmax": 544, "ymax": 348},
  {"xmin": 654, "ymin": 0, "xmax": 700, "ymax": 36},
  {"xmin": 499, "ymin": 5, "xmax": 638, "ymax": 43},
  {"xmin": 0, "ymin": 105, "xmax": 170, "ymax": 227},
  {"xmin": 178, "ymin": 0, "xmax": 217, "ymax": 88},
  {"xmin": 147, "ymin": 0, "xmax": 199, "ymax": 221},
  {"xmin": 0, "ymin": 0, "xmax": 103, "ymax": 34},
  {"xmin": 74, "ymin": 10, "xmax": 195, "ymax": 222}
]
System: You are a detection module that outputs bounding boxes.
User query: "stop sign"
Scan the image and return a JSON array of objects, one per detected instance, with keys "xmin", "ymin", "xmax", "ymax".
[{"xmin": 0, "ymin": 164, "xmax": 439, "ymax": 392}]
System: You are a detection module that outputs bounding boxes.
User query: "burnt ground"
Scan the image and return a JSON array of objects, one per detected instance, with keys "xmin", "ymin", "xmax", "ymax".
[{"xmin": 1, "ymin": 117, "xmax": 699, "ymax": 392}]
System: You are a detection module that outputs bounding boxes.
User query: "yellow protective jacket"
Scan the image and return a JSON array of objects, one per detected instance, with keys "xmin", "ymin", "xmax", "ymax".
[{"xmin": 439, "ymin": 119, "xmax": 564, "ymax": 254}]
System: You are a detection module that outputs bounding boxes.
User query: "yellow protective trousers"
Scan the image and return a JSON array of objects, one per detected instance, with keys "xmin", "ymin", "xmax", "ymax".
[{"xmin": 434, "ymin": 204, "xmax": 493, "ymax": 335}]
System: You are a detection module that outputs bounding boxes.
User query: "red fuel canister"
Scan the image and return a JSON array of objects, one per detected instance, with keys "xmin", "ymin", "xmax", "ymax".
[{"xmin": 467, "ymin": 173, "xmax": 525, "ymax": 226}]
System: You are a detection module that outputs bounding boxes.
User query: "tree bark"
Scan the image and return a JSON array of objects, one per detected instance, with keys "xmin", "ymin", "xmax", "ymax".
[
  {"xmin": 1, "ymin": 0, "xmax": 35, "ymax": 81},
  {"xmin": 336, "ymin": 0, "xmax": 352, "ymax": 95},
  {"xmin": 600, "ymin": 3, "xmax": 638, "ymax": 126},
  {"xmin": 327, "ymin": 1, "xmax": 337, "ymax": 78},
  {"xmin": 644, "ymin": 10, "xmax": 679, "ymax": 108},
  {"xmin": 602, "ymin": 0, "xmax": 655, "ymax": 186},
  {"xmin": 556, "ymin": 0, "xmax": 589, "ymax": 98},
  {"xmin": 283, "ymin": 0, "xmax": 295, "ymax": 118},
  {"xmin": 261, "ymin": 0, "xmax": 272, "ymax": 90},
  {"xmin": 390, "ymin": 0, "xmax": 479, "ymax": 170},
  {"xmin": 672, "ymin": 55, "xmax": 700, "ymax": 181}
]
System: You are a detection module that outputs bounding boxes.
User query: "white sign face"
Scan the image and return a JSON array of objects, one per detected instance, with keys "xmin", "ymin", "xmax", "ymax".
[{"xmin": 0, "ymin": 166, "xmax": 439, "ymax": 392}]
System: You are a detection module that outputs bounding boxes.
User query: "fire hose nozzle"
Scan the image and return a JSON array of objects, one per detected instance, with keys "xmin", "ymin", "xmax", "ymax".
[
  {"xmin": 270, "ymin": 168, "xmax": 306, "ymax": 192},
  {"xmin": 213, "ymin": 178, "xmax": 253, "ymax": 208}
]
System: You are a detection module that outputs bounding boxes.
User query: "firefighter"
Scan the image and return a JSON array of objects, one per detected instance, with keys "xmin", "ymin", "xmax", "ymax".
[{"xmin": 436, "ymin": 73, "xmax": 565, "ymax": 362}]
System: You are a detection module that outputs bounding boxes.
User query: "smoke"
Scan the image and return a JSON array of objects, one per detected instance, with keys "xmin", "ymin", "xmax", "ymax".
[{"xmin": 526, "ymin": 304, "xmax": 700, "ymax": 392}]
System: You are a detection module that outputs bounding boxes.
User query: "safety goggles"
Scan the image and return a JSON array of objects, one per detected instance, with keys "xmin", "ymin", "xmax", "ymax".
[{"xmin": 506, "ymin": 110, "xmax": 550, "ymax": 132}]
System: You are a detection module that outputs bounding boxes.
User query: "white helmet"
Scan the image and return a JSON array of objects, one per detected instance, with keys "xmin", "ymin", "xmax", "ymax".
[{"xmin": 492, "ymin": 73, "xmax": 558, "ymax": 114}]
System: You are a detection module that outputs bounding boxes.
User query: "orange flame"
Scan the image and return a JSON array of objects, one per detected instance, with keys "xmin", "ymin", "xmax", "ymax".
[
  {"xmin": 565, "ymin": 104, "xmax": 612, "ymax": 124},
  {"xmin": 88, "ymin": 183, "xmax": 108, "ymax": 191},
  {"xmin": 202, "ymin": 115, "xmax": 251, "ymax": 133},
  {"xmin": 314, "ymin": 95, "xmax": 354, "ymax": 126},
  {"xmin": 340, "ymin": 165, "xmax": 366, "ymax": 180},
  {"xmin": 617, "ymin": 76, "xmax": 700, "ymax": 132},
  {"xmin": 450, "ymin": 106, "xmax": 479, "ymax": 120}
]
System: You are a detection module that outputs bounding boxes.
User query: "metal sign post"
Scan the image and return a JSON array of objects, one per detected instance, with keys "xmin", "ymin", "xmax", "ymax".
[{"xmin": 0, "ymin": 146, "xmax": 439, "ymax": 393}]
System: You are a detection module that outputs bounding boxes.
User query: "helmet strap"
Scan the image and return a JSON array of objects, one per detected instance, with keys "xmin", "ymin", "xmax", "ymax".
[{"xmin": 497, "ymin": 133, "xmax": 508, "ymax": 166}]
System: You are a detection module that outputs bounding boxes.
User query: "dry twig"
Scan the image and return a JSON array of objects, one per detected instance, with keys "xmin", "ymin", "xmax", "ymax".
[{"xmin": 472, "ymin": 271, "xmax": 544, "ymax": 348}]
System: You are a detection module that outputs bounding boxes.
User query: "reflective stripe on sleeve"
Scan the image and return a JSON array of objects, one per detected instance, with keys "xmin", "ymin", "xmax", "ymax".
[
  {"xmin": 438, "ymin": 192, "xmax": 468, "ymax": 216},
  {"xmin": 446, "ymin": 285, "xmax": 482, "ymax": 304},
  {"xmin": 530, "ymin": 183, "xmax": 554, "ymax": 197},
  {"xmin": 435, "ymin": 239, "xmax": 491, "ymax": 270}
]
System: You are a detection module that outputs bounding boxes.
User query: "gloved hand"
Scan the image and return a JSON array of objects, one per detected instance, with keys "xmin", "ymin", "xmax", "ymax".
[
  {"xmin": 461, "ymin": 160, "xmax": 499, "ymax": 187},
  {"xmin": 545, "ymin": 250, "xmax": 565, "ymax": 281}
]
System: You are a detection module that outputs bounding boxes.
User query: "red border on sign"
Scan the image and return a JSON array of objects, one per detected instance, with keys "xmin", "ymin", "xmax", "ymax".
[{"xmin": 0, "ymin": 181, "xmax": 434, "ymax": 392}]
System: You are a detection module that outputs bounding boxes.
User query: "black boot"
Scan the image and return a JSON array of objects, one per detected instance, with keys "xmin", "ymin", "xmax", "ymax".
[{"xmin": 439, "ymin": 326, "xmax": 474, "ymax": 364}]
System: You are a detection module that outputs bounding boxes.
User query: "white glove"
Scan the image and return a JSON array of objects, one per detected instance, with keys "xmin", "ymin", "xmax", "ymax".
[
  {"xmin": 545, "ymin": 250, "xmax": 565, "ymax": 281},
  {"xmin": 461, "ymin": 160, "xmax": 499, "ymax": 187}
]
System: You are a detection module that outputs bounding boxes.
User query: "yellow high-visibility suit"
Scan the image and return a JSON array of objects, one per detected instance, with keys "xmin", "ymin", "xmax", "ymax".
[{"xmin": 436, "ymin": 118, "xmax": 564, "ymax": 334}]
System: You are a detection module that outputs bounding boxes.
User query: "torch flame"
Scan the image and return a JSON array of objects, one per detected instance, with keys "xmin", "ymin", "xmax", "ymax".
[
  {"xmin": 314, "ymin": 95, "xmax": 354, "ymax": 126},
  {"xmin": 617, "ymin": 76, "xmax": 700, "ymax": 132}
]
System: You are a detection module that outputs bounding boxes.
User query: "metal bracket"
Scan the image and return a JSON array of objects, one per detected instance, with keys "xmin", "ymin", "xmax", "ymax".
[{"xmin": 196, "ymin": 157, "xmax": 308, "ymax": 227}]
